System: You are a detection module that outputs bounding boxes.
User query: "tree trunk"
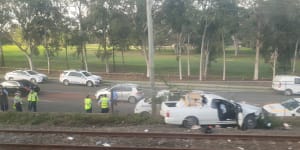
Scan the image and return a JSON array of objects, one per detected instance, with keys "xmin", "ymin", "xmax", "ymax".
[
  {"xmin": 121, "ymin": 47, "xmax": 124, "ymax": 65},
  {"xmin": 199, "ymin": 20, "xmax": 208, "ymax": 81},
  {"xmin": 187, "ymin": 33, "xmax": 191, "ymax": 77},
  {"xmin": 272, "ymin": 49, "xmax": 278, "ymax": 78},
  {"xmin": 231, "ymin": 35, "xmax": 239, "ymax": 56},
  {"xmin": 178, "ymin": 33, "xmax": 182, "ymax": 80},
  {"xmin": 0, "ymin": 42, "xmax": 5, "ymax": 66},
  {"xmin": 253, "ymin": 18, "xmax": 262, "ymax": 80},
  {"xmin": 83, "ymin": 43, "xmax": 88, "ymax": 71},
  {"xmin": 222, "ymin": 31, "xmax": 226, "ymax": 81},
  {"xmin": 112, "ymin": 46, "xmax": 116, "ymax": 72},
  {"xmin": 292, "ymin": 40, "xmax": 299, "ymax": 73},
  {"xmin": 142, "ymin": 39, "xmax": 150, "ymax": 78},
  {"xmin": 104, "ymin": 33, "xmax": 110, "ymax": 73},
  {"xmin": 65, "ymin": 44, "xmax": 70, "ymax": 69},
  {"xmin": 204, "ymin": 40, "xmax": 210, "ymax": 80}
]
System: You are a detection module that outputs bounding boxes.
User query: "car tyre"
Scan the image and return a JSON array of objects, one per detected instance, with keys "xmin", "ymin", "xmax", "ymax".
[
  {"xmin": 242, "ymin": 115, "xmax": 257, "ymax": 130},
  {"xmin": 183, "ymin": 116, "xmax": 198, "ymax": 129},
  {"xmin": 8, "ymin": 77, "xmax": 13, "ymax": 80},
  {"xmin": 63, "ymin": 80, "xmax": 69, "ymax": 86},
  {"xmin": 86, "ymin": 81, "xmax": 93, "ymax": 87},
  {"xmin": 284, "ymin": 89, "xmax": 292, "ymax": 96},
  {"xmin": 128, "ymin": 96, "xmax": 137, "ymax": 103},
  {"xmin": 140, "ymin": 111, "xmax": 151, "ymax": 118},
  {"xmin": 30, "ymin": 78, "xmax": 37, "ymax": 84}
]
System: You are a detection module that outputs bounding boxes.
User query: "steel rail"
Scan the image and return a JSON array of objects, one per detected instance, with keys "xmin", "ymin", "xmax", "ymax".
[
  {"xmin": 0, "ymin": 143, "xmax": 200, "ymax": 150},
  {"xmin": 0, "ymin": 129, "xmax": 299, "ymax": 142}
]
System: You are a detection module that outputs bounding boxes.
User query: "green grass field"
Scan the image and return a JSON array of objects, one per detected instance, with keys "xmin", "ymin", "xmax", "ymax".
[{"xmin": 1, "ymin": 44, "xmax": 298, "ymax": 80}]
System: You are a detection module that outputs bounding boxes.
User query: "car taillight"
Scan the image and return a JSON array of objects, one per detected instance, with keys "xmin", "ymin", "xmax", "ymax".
[{"xmin": 166, "ymin": 111, "xmax": 170, "ymax": 118}]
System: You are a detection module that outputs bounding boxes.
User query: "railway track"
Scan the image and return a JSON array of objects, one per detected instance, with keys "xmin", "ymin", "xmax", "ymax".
[{"xmin": 0, "ymin": 129, "xmax": 299, "ymax": 150}]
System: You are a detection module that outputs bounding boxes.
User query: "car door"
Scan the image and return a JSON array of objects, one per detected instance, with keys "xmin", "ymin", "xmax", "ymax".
[
  {"xmin": 122, "ymin": 86, "xmax": 132, "ymax": 100},
  {"xmin": 68, "ymin": 72, "xmax": 82, "ymax": 84},
  {"xmin": 195, "ymin": 99, "xmax": 220, "ymax": 124},
  {"xmin": 15, "ymin": 71, "xmax": 28, "ymax": 80}
]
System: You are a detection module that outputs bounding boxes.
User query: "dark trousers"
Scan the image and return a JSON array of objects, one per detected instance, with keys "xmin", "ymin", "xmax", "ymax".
[
  {"xmin": 15, "ymin": 102, "xmax": 22, "ymax": 112},
  {"xmin": 0, "ymin": 103, "xmax": 8, "ymax": 112},
  {"xmin": 28, "ymin": 101, "xmax": 37, "ymax": 112},
  {"xmin": 101, "ymin": 108, "xmax": 109, "ymax": 113},
  {"xmin": 86, "ymin": 108, "xmax": 92, "ymax": 113}
]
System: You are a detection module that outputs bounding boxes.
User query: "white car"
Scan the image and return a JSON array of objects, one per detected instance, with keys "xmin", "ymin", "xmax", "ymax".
[
  {"xmin": 263, "ymin": 98, "xmax": 300, "ymax": 117},
  {"xmin": 59, "ymin": 70, "xmax": 102, "ymax": 87},
  {"xmin": 95, "ymin": 83, "xmax": 144, "ymax": 103},
  {"xmin": 4, "ymin": 70, "xmax": 47, "ymax": 83}
]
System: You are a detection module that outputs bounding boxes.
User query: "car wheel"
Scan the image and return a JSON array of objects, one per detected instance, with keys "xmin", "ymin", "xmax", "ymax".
[
  {"xmin": 140, "ymin": 111, "xmax": 151, "ymax": 118},
  {"xmin": 8, "ymin": 77, "xmax": 13, "ymax": 80},
  {"xmin": 63, "ymin": 80, "xmax": 69, "ymax": 86},
  {"xmin": 86, "ymin": 81, "xmax": 93, "ymax": 87},
  {"xmin": 183, "ymin": 116, "xmax": 198, "ymax": 129},
  {"xmin": 284, "ymin": 89, "xmax": 292, "ymax": 96},
  {"xmin": 242, "ymin": 115, "xmax": 257, "ymax": 130},
  {"xmin": 30, "ymin": 78, "xmax": 37, "ymax": 83},
  {"xmin": 128, "ymin": 96, "xmax": 137, "ymax": 103}
]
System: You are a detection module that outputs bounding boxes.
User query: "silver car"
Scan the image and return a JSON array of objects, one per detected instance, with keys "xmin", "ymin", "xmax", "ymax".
[
  {"xmin": 4, "ymin": 70, "xmax": 47, "ymax": 83},
  {"xmin": 59, "ymin": 70, "xmax": 102, "ymax": 87},
  {"xmin": 95, "ymin": 83, "xmax": 144, "ymax": 103}
]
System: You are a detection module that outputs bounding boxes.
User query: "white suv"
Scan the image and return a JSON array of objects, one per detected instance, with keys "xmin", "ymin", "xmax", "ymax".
[{"xmin": 59, "ymin": 70, "xmax": 102, "ymax": 87}]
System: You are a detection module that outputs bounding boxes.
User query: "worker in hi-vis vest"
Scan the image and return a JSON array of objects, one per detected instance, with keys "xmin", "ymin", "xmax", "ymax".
[
  {"xmin": 27, "ymin": 88, "xmax": 39, "ymax": 112},
  {"xmin": 98, "ymin": 94, "xmax": 110, "ymax": 113},
  {"xmin": 84, "ymin": 95, "xmax": 92, "ymax": 113}
]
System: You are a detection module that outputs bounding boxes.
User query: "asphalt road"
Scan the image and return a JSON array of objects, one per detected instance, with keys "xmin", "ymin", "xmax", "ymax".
[{"xmin": 3, "ymin": 79, "xmax": 294, "ymax": 114}]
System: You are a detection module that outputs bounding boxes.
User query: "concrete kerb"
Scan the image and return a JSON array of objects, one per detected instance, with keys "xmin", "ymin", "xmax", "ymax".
[
  {"xmin": 107, "ymin": 80, "xmax": 271, "ymax": 91},
  {"xmin": 0, "ymin": 74, "xmax": 271, "ymax": 91}
]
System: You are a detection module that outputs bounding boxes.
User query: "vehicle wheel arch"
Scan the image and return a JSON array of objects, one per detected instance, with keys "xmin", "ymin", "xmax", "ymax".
[
  {"xmin": 30, "ymin": 78, "xmax": 37, "ymax": 83},
  {"xmin": 182, "ymin": 116, "xmax": 199, "ymax": 129},
  {"xmin": 86, "ymin": 80, "xmax": 94, "ymax": 87},
  {"xmin": 63, "ymin": 79, "xmax": 69, "ymax": 86},
  {"xmin": 128, "ymin": 96, "xmax": 137, "ymax": 103},
  {"xmin": 241, "ymin": 114, "xmax": 257, "ymax": 130},
  {"xmin": 284, "ymin": 89, "xmax": 293, "ymax": 96},
  {"xmin": 140, "ymin": 111, "xmax": 151, "ymax": 118}
]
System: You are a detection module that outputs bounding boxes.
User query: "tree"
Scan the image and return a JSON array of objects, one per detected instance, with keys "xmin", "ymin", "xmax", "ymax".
[
  {"xmin": 0, "ymin": 0, "xmax": 12, "ymax": 67},
  {"xmin": 3, "ymin": 0, "xmax": 60, "ymax": 70},
  {"xmin": 162, "ymin": 0, "xmax": 189, "ymax": 80}
]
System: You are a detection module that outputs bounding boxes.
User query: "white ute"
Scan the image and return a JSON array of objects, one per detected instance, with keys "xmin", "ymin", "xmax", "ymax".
[{"xmin": 160, "ymin": 92, "xmax": 262, "ymax": 130}]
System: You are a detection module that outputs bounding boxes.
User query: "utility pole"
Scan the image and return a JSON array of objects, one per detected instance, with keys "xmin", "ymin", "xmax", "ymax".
[{"xmin": 146, "ymin": 0, "xmax": 156, "ymax": 116}]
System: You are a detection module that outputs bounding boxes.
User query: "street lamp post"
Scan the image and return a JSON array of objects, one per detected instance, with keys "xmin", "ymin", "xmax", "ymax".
[{"xmin": 146, "ymin": 0, "xmax": 156, "ymax": 115}]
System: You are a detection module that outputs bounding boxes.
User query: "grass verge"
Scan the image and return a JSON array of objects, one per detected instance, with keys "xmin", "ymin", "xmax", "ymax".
[{"xmin": 0, "ymin": 112, "xmax": 163, "ymax": 127}]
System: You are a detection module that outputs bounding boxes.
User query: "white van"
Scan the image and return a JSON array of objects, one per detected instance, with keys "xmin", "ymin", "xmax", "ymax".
[{"xmin": 272, "ymin": 75, "xmax": 300, "ymax": 95}]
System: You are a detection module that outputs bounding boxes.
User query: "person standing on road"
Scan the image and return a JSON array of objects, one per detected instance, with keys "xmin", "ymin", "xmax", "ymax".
[
  {"xmin": 98, "ymin": 94, "xmax": 110, "ymax": 113},
  {"xmin": 0, "ymin": 85, "xmax": 9, "ymax": 112},
  {"xmin": 13, "ymin": 91, "xmax": 23, "ymax": 112},
  {"xmin": 27, "ymin": 88, "xmax": 39, "ymax": 112},
  {"xmin": 84, "ymin": 95, "xmax": 92, "ymax": 113},
  {"xmin": 110, "ymin": 90, "xmax": 118, "ymax": 113}
]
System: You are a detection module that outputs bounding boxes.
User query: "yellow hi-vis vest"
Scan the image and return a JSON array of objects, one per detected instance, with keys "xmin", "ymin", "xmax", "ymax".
[
  {"xmin": 101, "ymin": 97, "xmax": 109, "ymax": 109},
  {"xmin": 27, "ymin": 91, "xmax": 39, "ymax": 102},
  {"xmin": 84, "ymin": 98, "xmax": 92, "ymax": 110}
]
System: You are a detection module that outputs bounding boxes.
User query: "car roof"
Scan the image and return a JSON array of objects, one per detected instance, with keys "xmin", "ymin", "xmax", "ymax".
[{"xmin": 113, "ymin": 83, "xmax": 140, "ymax": 88}]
